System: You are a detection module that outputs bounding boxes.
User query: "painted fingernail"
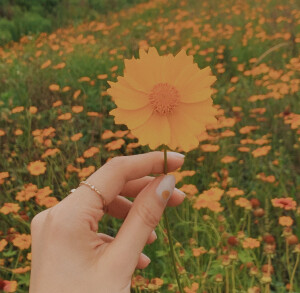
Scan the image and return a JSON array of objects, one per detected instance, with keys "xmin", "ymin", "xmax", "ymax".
[
  {"xmin": 156, "ymin": 175, "xmax": 176, "ymax": 202},
  {"xmin": 145, "ymin": 255, "xmax": 151, "ymax": 264},
  {"xmin": 175, "ymin": 188, "xmax": 186, "ymax": 197},
  {"xmin": 167, "ymin": 151, "xmax": 185, "ymax": 159}
]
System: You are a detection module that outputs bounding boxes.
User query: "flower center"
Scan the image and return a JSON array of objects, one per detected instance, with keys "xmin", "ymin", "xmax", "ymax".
[{"xmin": 148, "ymin": 83, "xmax": 180, "ymax": 115}]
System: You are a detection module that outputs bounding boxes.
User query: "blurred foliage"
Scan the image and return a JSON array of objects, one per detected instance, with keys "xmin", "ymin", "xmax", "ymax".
[{"xmin": 0, "ymin": 0, "xmax": 148, "ymax": 45}]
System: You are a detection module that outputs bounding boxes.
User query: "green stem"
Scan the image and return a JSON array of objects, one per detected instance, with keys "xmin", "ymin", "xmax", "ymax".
[
  {"xmin": 286, "ymin": 240, "xmax": 292, "ymax": 279},
  {"xmin": 225, "ymin": 267, "xmax": 229, "ymax": 293},
  {"xmin": 290, "ymin": 253, "xmax": 300, "ymax": 292},
  {"xmin": 232, "ymin": 264, "xmax": 236, "ymax": 293},
  {"xmin": 163, "ymin": 147, "xmax": 184, "ymax": 293}
]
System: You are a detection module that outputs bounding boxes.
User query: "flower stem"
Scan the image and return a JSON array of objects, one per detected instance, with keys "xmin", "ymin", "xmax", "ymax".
[
  {"xmin": 163, "ymin": 147, "xmax": 184, "ymax": 293},
  {"xmin": 290, "ymin": 252, "xmax": 300, "ymax": 292}
]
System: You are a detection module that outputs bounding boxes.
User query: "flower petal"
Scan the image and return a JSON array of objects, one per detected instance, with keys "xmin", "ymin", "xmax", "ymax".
[
  {"xmin": 180, "ymin": 87, "xmax": 214, "ymax": 103},
  {"xmin": 123, "ymin": 47, "xmax": 162, "ymax": 92},
  {"xmin": 131, "ymin": 113, "xmax": 170, "ymax": 149},
  {"xmin": 109, "ymin": 105, "xmax": 153, "ymax": 129},
  {"xmin": 107, "ymin": 77, "xmax": 149, "ymax": 110},
  {"xmin": 179, "ymin": 100, "xmax": 218, "ymax": 124},
  {"xmin": 168, "ymin": 109, "xmax": 205, "ymax": 152}
]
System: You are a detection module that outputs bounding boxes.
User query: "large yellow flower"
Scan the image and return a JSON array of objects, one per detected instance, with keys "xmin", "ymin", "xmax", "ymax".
[{"xmin": 108, "ymin": 47, "xmax": 217, "ymax": 152}]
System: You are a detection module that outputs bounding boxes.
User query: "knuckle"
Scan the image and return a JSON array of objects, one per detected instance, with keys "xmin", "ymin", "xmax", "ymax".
[
  {"xmin": 136, "ymin": 202, "xmax": 161, "ymax": 229},
  {"xmin": 30, "ymin": 210, "xmax": 48, "ymax": 232},
  {"xmin": 107, "ymin": 156, "xmax": 125, "ymax": 167}
]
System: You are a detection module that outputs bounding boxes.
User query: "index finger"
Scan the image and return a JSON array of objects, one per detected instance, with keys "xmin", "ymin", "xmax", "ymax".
[{"xmin": 86, "ymin": 151, "xmax": 185, "ymax": 205}]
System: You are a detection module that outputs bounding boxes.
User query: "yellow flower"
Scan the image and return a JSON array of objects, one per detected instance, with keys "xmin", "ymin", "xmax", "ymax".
[{"xmin": 108, "ymin": 47, "xmax": 217, "ymax": 152}]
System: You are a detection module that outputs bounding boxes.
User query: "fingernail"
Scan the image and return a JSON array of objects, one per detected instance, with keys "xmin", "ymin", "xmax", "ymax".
[
  {"xmin": 175, "ymin": 188, "xmax": 186, "ymax": 197},
  {"xmin": 144, "ymin": 255, "xmax": 151, "ymax": 264},
  {"xmin": 151, "ymin": 230, "xmax": 157, "ymax": 240},
  {"xmin": 167, "ymin": 151, "xmax": 185, "ymax": 159},
  {"xmin": 156, "ymin": 175, "xmax": 176, "ymax": 202}
]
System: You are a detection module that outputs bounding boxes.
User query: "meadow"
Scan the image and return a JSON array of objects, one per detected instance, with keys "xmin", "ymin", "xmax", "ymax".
[{"xmin": 0, "ymin": 0, "xmax": 300, "ymax": 292}]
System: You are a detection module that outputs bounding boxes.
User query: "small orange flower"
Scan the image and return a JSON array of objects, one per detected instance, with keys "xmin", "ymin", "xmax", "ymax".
[
  {"xmin": 271, "ymin": 197, "xmax": 297, "ymax": 210},
  {"xmin": 252, "ymin": 146, "xmax": 271, "ymax": 158},
  {"xmin": 71, "ymin": 133, "xmax": 83, "ymax": 141},
  {"xmin": 0, "ymin": 203, "xmax": 20, "ymax": 215},
  {"xmin": 238, "ymin": 147, "xmax": 250, "ymax": 152},
  {"xmin": 36, "ymin": 196, "xmax": 59, "ymax": 208},
  {"xmin": 83, "ymin": 146, "xmax": 100, "ymax": 158},
  {"xmin": 11, "ymin": 266, "xmax": 31, "ymax": 274},
  {"xmin": 0, "ymin": 239, "xmax": 8, "ymax": 251},
  {"xmin": 2, "ymin": 280, "xmax": 18, "ymax": 292},
  {"xmin": 11, "ymin": 106, "xmax": 24, "ymax": 114},
  {"xmin": 105, "ymin": 138, "xmax": 125, "ymax": 151},
  {"xmin": 108, "ymin": 47, "xmax": 217, "ymax": 152},
  {"xmin": 192, "ymin": 247, "xmax": 207, "ymax": 257},
  {"xmin": 242, "ymin": 238, "xmax": 260, "ymax": 249},
  {"xmin": 41, "ymin": 148, "xmax": 60, "ymax": 158},
  {"xmin": 226, "ymin": 187, "xmax": 245, "ymax": 198},
  {"xmin": 201, "ymin": 144, "xmax": 220, "ymax": 152},
  {"xmin": 221, "ymin": 156, "xmax": 237, "ymax": 163},
  {"xmin": 57, "ymin": 113, "xmax": 72, "ymax": 120},
  {"xmin": 14, "ymin": 129, "xmax": 23, "ymax": 136},
  {"xmin": 27, "ymin": 160, "xmax": 47, "ymax": 176},
  {"xmin": 235, "ymin": 198, "xmax": 252, "ymax": 209},
  {"xmin": 29, "ymin": 106, "xmax": 38, "ymax": 114},
  {"xmin": 239, "ymin": 125, "xmax": 259, "ymax": 134},
  {"xmin": 72, "ymin": 105, "xmax": 84, "ymax": 113},
  {"xmin": 49, "ymin": 84, "xmax": 60, "ymax": 91},
  {"xmin": 102, "ymin": 130, "xmax": 115, "ymax": 139},
  {"xmin": 78, "ymin": 166, "xmax": 96, "ymax": 178},
  {"xmin": 279, "ymin": 216, "xmax": 293, "ymax": 227},
  {"xmin": 12, "ymin": 234, "xmax": 31, "ymax": 250}
]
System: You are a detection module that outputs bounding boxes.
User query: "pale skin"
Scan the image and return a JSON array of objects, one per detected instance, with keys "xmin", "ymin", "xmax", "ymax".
[{"xmin": 29, "ymin": 151, "xmax": 186, "ymax": 293}]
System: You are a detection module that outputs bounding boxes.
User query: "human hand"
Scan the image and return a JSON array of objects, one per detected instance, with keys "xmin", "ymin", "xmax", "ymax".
[{"xmin": 29, "ymin": 151, "xmax": 185, "ymax": 293}]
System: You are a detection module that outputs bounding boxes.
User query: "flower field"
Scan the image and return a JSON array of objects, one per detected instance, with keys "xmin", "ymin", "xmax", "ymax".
[{"xmin": 0, "ymin": 0, "xmax": 300, "ymax": 292}]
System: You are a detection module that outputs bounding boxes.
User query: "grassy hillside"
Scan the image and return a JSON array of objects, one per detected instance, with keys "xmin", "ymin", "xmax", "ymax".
[{"xmin": 0, "ymin": 0, "xmax": 300, "ymax": 291}]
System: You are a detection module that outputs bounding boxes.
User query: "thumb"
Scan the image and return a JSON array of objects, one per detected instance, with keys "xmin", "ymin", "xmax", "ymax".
[{"xmin": 110, "ymin": 174, "xmax": 176, "ymax": 267}]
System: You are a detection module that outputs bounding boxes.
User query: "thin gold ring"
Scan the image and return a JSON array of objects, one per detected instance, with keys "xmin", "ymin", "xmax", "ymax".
[{"xmin": 76, "ymin": 180, "xmax": 108, "ymax": 213}]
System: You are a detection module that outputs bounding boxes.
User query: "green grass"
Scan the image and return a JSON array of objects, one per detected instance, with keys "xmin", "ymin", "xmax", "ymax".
[{"xmin": 0, "ymin": 0, "xmax": 300, "ymax": 291}]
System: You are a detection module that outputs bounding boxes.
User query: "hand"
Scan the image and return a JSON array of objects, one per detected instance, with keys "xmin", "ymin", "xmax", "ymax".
[{"xmin": 29, "ymin": 151, "xmax": 185, "ymax": 293}]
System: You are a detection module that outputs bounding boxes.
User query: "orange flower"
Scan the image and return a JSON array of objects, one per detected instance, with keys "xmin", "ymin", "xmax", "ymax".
[
  {"xmin": 201, "ymin": 144, "xmax": 220, "ymax": 152},
  {"xmin": 226, "ymin": 187, "xmax": 245, "ymax": 198},
  {"xmin": 242, "ymin": 238, "xmax": 260, "ymax": 249},
  {"xmin": 2, "ymin": 280, "xmax": 18, "ymax": 292},
  {"xmin": 192, "ymin": 247, "xmax": 207, "ymax": 257},
  {"xmin": 72, "ymin": 105, "xmax": 84, "ymax": 113},
  {"xmin": 71, "ymin": 133, "xmax": 83, "ymax": 141},
  {"xmin": 235, "ymin": 198, "xmax": 252, "ymax": 210},
  {"xmin": 221, "ymin": 156, "xmax": 237, "ymax": 163},
  {"xmin": 102, "ymin": 130, "xmax": 114, "ymax": 139},
  {"xmin": 11, "ymin": 266, "xmax": 31, "ymax": 274},
  {"xmin": 108, "ymin": 47, "xmax": 217, "ymax": 152},
  {"xmin": 36, "ymin": 196, "xmax": 59, "ymax": 208},
  {"xmin": 78, "ymin": 166, "xmax": 96, "ymax": 178},
  {"xmin": 27, "ymin": 160, "xmax": 46, "ymax": 176},
  {"xmin": 272, "ymin": 197, "xmax": 297, "ymax": 210},
  {"xmin": 12, "ymin": 234, "xmax": 31, "ymax": 250},
  {"xmin": 0, "ymin": 239, "xmax": 8, "ymax": 251},
  {"xmin": 105, "ymin": 138, "xmax": 125, "ymax": 151},
  {"xmin": 11, "ymin": 106, "xmax": 24, "ymax": 114},
  {"xmin": 57, "ymin": 113, "xmax": 72, "ymax": 120},
  {"xmin": 252, "ymin": 146, "xmax": 271, "ymax": 158},
  {"xmin": 41, "ymin": 148, "xmax": 60, "ymax": 158},
  {"xmin": 83, "ymin": 146, "xmax": 100, "ymax": 158},
  {"xmin": 49, "ymin": 84, "xmax": 60, "ymax": 91},
  {"xmin": 279, "ymin": 216, "xmax": 293, "ymax": 227},
  {"xmin": 0, "ymin": 203, "xmax": 20, "ymax": 215}
]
